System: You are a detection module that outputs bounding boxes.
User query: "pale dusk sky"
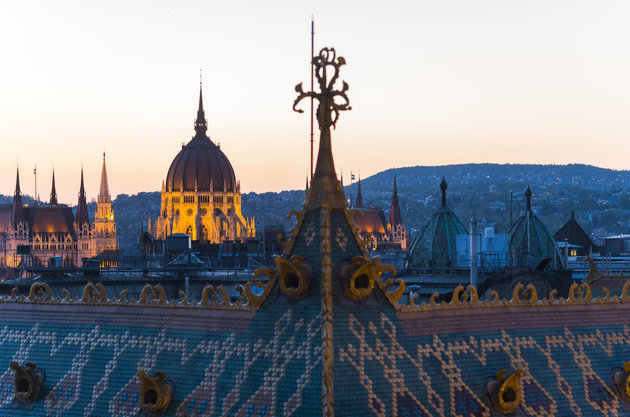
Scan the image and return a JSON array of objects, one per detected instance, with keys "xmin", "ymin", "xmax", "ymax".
[{"xmin": 1, "ymin": 0, "xmax": 629, "ymax": 203}]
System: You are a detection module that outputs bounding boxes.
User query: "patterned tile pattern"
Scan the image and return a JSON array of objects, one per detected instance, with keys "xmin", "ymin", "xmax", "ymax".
[
  {"xmin": 0, "ymin": 306, "xmax": 322, "ymax": 416},
  {"xmin": 335, "ymin": 300, "xmax": 630, "ymax": 417}
]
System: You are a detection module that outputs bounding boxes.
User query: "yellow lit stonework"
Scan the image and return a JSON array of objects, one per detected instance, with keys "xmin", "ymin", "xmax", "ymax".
[{"xmin": 93, "ymin": 153, "xmax": 118, "ymax": 254}]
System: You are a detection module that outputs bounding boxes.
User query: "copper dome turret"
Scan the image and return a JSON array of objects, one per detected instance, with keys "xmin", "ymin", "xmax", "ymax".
[{"xmin": 164, "ymin": 87, "xmax": 237, "ymax": 193}]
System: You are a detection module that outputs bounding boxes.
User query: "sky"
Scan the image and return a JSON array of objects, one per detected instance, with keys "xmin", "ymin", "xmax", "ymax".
[{"xmin": 1, "ymin": 0, "xmax": 629, "ymax": 203}]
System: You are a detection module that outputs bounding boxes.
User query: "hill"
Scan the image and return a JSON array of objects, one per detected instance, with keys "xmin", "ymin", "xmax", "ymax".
[{"xmin": 3, "ymin": 164, "xmax": 629, "ymax": 248}]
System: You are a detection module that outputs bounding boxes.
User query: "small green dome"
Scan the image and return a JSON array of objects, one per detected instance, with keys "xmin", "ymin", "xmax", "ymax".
[
  {"xmin": 406, "ymin": 178, "xmax": 468, "ymax": 269},
  {"xmin": 507, "ymin": 186, "xmax": 564, "ymax": 270}
]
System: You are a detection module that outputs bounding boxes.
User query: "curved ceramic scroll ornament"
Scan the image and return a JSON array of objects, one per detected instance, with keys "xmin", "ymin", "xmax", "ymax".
[
  {"xmin": 9, "ymin": 362, "xmax": 45, "ymax": 404},
  {"xmin": 276, "ymin": 255, "xmax": 312, "ymax": 300},
  {"xmin": 486, "ymin": 369, "xmax": 524, "ymax": 414},
  {"xmin": 612, "ymin": 362, "xmax": 630, "ymax": 402},
  {"xmin": 137, "ymin": 370, "xmax": 173, "ymax": 416},
  {"xmin": 341, "ymin": 256, "xmax": 401, "ymax": 303}
]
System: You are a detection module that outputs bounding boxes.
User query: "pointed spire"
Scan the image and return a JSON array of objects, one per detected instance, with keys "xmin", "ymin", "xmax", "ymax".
[
  {"xmin": 525, "ymin": 186, "xmax": 532, "ymax": 211},
  {"xmin": 389, "ymin": 175, "xmax": 402, "ymax": 228},
  {"xmin": 440, "ymin": 177, "xmax": 447, "ymax": 207},
  {"xmin": 76, "ymin": 166, "xmax": 90, "ymax": 227},
  {"xmin": 355, "ymin": 178, "xmax": 363, "ymax": 208},
  {"xmin": 50, "ymin": 168, "xmax": 58, "ymax": 205},
  {"xmin": 12, "ymin": 167, "xmax": 24, "ymax": 226},
  {"xmin": 391, "ymin": 175, "xmax": 399, "ymax": 207},
  {"xmin": 571, "ymin": 209, "xmax": 575, "ymax": 220},
  {"xmin": 14, "ymin": 166, "xmax": 21, "ymax": 197},
  {"xmin": 98, "ymin": 152, "xmax": 111, "ymax": 203},
  {"xmin": 194, "ymin": 76, "xmax": 208, "ymax": 136}
]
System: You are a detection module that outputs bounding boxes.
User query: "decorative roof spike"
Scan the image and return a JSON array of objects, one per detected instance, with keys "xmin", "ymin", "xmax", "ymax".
[
  {"xmin": 355, "ymin": 178, "xmax": 363, "ymax": 208},
  {"xmin": 50, "ymin": 168, "xmax": 58, "ymax": 205},
  {"xmin": 99, "ymin": 152, "xmax": 111, "ymax": 202},
  {"xmin": 293, "ymin": 47, "xmax": 351, "ymax": 210},
  {"xmin": 194, "ymin": 80, "xmax": 208, "ymax": 135},
  {"xmin": 571, "ymin": 209, "xmax": 575, "ymax": 220},
  {"xmin": 440, "ymin": 177, "xmax": 447, "ymax": 207},
  {"xmin": 526, "ymin": 186, "xmax": 532, "ymax": 211}
]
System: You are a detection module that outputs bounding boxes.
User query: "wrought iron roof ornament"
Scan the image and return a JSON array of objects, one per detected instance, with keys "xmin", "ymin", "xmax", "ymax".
[
  {"xmin": 292, "ymin": 48, "xmax": 352, "ymax": 212},
  {"xmin": 293, "ymin": 48, "xmax": 351, "ymax": 131}
]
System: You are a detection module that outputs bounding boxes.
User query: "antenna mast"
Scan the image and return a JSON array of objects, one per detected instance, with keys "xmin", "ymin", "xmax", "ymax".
[{"xmin": 310, "ymin": 16, "xmax": 315, "ymax": 179}]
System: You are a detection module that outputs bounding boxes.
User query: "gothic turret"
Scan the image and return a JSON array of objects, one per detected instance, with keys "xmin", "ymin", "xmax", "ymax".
[
  {"xmin": 95, "ymin": 153, "xmax": 118, "ymax": 253},
  {"xmin": 98, "ymin": 152, "xmax": 111, "ymax": 204}
]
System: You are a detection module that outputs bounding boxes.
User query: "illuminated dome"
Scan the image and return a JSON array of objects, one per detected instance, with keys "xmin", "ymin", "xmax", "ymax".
[{"xmin": 165, "ymin": 89, "xmax": 237, "ymax": 192}]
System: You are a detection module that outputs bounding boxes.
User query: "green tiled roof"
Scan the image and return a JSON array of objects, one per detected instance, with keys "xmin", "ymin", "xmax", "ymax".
[
  {"xmin": 508, "ymin": 186, "xmax": 564, "ymax": 270},
  {"xmin": 406, "ymin": 178, "xmax": 468, "ymax": 269}
]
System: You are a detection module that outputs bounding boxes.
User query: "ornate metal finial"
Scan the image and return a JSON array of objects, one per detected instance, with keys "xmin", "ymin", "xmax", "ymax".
[
  {"xmin": 525, "ymin": 186, "xmax": 532, "ymax": 211},
  {"xmin": 440, "ymin": 177, "xmax": 447, "ymax": 207},
  {"xmin": 293, "ymin": 47, "xmax": 351, "ymax": 211},
  {"xmin": 293, "ymin": 47, "xmax": 351, "ymax": 130}
]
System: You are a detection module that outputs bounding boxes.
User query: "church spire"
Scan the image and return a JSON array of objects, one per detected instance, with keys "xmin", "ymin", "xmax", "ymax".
[
  {"xmin": 50, "ymin": 168, "xmax": 58, "ymax": 205},
  {"xmin": 526, "ymin": 186, "xmax": 532, "ymax": 211},
  {"xmin": 390, "ymin": 175, "xmax": 399, "ymax": 207},
  {"xmin": 12, "ymin": 167, "xmax": 24, "ymax": 226},
  {"xmin": 355, "ymin": 178, "xmax": 363, "ymax": 208},
  {"xmin": 389, "ymin": 175, "xmax": 401, "ymax": 228},
  {"xmin": 14, "ymin": 167, "xmax": 21, "ymax": 197},
  {"xmin": 99, "ymin": 152, "xmax": 111, "ymax": 203},
  {"xmin": 194, "ymin": 78, "xmax": 208, "ymax": 136},
  {"xmin": 76, "ymin": 167, "xmax": 90, "ymax": 227}
]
